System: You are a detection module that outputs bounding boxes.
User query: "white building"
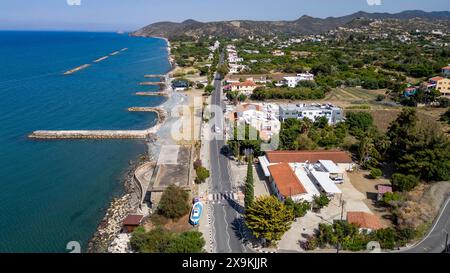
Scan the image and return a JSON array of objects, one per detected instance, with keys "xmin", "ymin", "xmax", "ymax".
[
  {"xmin": 283, "ymin": 73, "xmax": 315, "ymax": 88},
  {"xmin": 234, "ymin": 103, "xmax": 280, "ymax": 140},
  {"xmin": 279, "ymin": 103, "xmax": 344, "ymax": 125},
  {"xmin": 238, "ymin": 109, "xmax": 280, "ymax": 141},
  {"xmin": 229, "ymin": 64, "xmax": 247, "ymax": 74},
  {"xmin": 259, "ymin": 150, "xmax": 352, "ymax": 202}
]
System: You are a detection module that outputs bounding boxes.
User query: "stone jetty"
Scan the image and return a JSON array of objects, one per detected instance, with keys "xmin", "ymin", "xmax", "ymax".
[
  {"xmin": 127, "ymin": 107, "xmax": 167, "ymax": 122},
  {"xmin": 135, "ymin": 91, "xmax": 168, "ymax": 97},
  {"xmin": 144, "ymin": 74, "xmax": 166, "ymax": 80},
  {"xmin": 28, "ymin": 107, "xmax": 167, "ymax": 140},
  {"xmin": 64, "ymin": 64, "xmax": 91, "ymax": 75},
  {"xmin": 94, "ymin": 56, "xmax": 109, "ymax": 63},
  {"xmin": 28, "ymin": 130, "xmax": 154, "ymax": 140},
  {"xmin": 139, "ymin": 81, "xmax": 165, "ymax": 86}
]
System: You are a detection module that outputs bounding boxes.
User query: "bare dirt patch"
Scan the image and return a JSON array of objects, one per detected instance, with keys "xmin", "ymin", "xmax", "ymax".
[
  {"xmin": 347, "ymin": 170, "xmax": 394, "ymax": 227},
  {"xmin": 396, "ymin": 182, "xmax": 450, "ymax": 231}
]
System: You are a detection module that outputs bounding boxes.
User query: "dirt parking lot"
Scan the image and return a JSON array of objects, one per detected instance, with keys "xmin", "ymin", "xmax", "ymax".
[{"xmin": 346, "ymin": 170, "xmax": 393, "ymax": 227}]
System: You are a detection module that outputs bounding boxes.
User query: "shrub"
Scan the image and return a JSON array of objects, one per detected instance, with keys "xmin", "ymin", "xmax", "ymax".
[
  {"xmin": 381, "ymin": 192, "xmax": 405, "ymax": 206},
  {"xmin": 390, "ymin": 173, "xmax": 420, "ymax": 192},
  {"xmin": 165, "ymin": 231, "xmax": 205, "ymax": 253},
  {"xmin": 369, "ymin": 168, "xmax": 382, "ymax": 179},
  {"xmin": 158, "ymin": 185, "xmax": 190, "ymax": 219},
  {"xmin": 285, "ymin": 198, "xmax": 311, "ymax": 218},
  {"xmin": 313, "ymin": 194, "xmax": 330, "ymax": 210},
  {"xmin": 204, "ymin": 85, "xmax": 214, "ymax": 94},
  {"xmin": 376, "ymin": 94, "xmax": 386, "ymax": 101},
  {"xmin": 130, "ymin": 227, "xmax": 205, "ymax": 253},
  {"xmin": 195, "ymin": 166, "xmax": 210, "ymax": 184}
]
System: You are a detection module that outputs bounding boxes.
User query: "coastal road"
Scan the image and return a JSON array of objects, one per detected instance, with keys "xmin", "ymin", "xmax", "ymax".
[
  {"xmin": 400, "ymin": 197, "xmax": 450, "ymax": 253},
  {"xmin": 208, "ymin": 53, "xmax": 246, "ymax": 253}
]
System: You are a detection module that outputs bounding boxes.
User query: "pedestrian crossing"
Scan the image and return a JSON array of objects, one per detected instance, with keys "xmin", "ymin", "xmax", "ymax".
[{"xmin": 208, "ymin": 192, "xmax": 237, "ymax": 203}]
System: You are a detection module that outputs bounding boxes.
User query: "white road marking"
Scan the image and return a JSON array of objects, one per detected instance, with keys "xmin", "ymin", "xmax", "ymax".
[{"xmin": 222, "ymin": 204, "xmax": 232, "ymax": 253}]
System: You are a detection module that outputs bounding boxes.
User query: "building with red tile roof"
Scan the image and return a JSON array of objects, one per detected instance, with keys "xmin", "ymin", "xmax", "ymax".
[
  {"xmin": 347, "ymin": 211, "xmax": 382, "ymax": 231},
  {"xmin": 267, "ymin": 163, "xmax": 307, "ymax": 200},
  {"xmin": 266, "ymin": 150, "xmax": 353, "ymax": 164},
  {"xmin": 230, "ymin": 80, "xmax": 259, "ymax": 95},
  {"xmin": 122, "ymin": 214, "xmax": 144, "ymax": 233}
]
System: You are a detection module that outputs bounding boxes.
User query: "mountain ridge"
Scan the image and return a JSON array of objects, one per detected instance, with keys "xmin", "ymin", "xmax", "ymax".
[{"xmin": 131, "ymin": 10, "xmax": 450, "ymax": 39}]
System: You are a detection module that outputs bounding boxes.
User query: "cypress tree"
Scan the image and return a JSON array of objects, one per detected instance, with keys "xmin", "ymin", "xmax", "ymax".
[{"xmin": 244, "ymin": 155, "xmax": 254, "ymax": 210}]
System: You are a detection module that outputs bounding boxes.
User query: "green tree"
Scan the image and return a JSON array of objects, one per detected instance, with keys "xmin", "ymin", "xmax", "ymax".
[
  {"xmin": 386, "ymin": 108, "xmax": 417, "ymax": 159},
  {"xmin": 158, "ymin": 185, "xmax": 190, "ymax": 219},
  {"xmin": 130, "ymin": 227, "xmax": 174, "ymax": 253},
  {"xmin": 130, "ymin": 227, "xmax": 205, "ymax": 253},
  {"xmin": 244, "ymin": 155, "xmax": 255, "ymax": 209},
  {"xmin": 195, "ymin": 166, "xmax": 210, "ymax": 184},
  {"xmin": 237, "ymin": 93, "xmax": 247, "ymax": 102},
  {"xmin": 369, "ymin": 168, "xmax": 382, "ymax": 179},
  {"xmin": 217, "ymin": 64, "xmax": 229, "ymax": 77},
  {"xmin": 387, "ymin": 108, "xmax": 450, "ymax": 181},
  {"xmin": 390, "ymin": 173, "xmax": 419, "ymax": 192},
  {"xmin": 373, "ymin": 228, "xmax": 396, "ymax": 250},
  {"xmin": 345, "ymin": 111, "xmax": 374, "ymax": 137},
  {"xmin": 245, "ymin": 196, "xmax": 294, "ymax": 245},
  {"xmin": 284, "ymin": 198, "xmax": 311, "ymax": 218},
  {"xmin": 165, "ymin": 231, "xmax": 205, "ymax": 253},
  {"xmin": 204, "ymin": 84, "xmax": 214, "ymax": 94},
  {"xmin": 226, "ymin": 91, "xmax": 239, "ymax": 105},
  {"xmin": 313, "ymin": 194, "xmax": 331, "ymax": 211}
]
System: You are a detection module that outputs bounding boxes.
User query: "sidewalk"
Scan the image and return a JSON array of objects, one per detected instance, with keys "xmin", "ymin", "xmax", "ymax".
[{"xmin": 197, "ymin": 96, "xmax": 214, "ymax": 253}]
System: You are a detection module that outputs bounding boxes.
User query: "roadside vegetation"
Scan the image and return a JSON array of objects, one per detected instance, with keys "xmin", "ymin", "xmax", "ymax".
[
  {"xmin": 244, "ymin": 155, "xmax": 255, "ymax": 210},
  {"xmin": 157, "ymin": 184, "xmax": 191, "ymax": 219},
  {"xmin": 245, "ymin": 196, "xmax": 293, "ymax": 247},
  {"xmin": 193, "ymin": 159, "xmax": 210, "ymax": 184},
  {"xmin": 130, "ymin": 227, "xmax": 205, "ymax": 253},
  {"xmin": 303, "ymin": 221, "xmax": 414, "ymax": 251},
  {"xmin": 129, "ymin": 185, "xmax": 206, "ymax": 253}
]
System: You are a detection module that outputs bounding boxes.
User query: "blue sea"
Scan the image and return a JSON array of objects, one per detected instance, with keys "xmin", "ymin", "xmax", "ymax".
[{"xmin": 0, "ymin": 31, "xmax": 171, "ymax": 252}]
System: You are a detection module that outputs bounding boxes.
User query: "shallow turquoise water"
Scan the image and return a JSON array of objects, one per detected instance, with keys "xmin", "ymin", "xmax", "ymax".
[{"xmin": 0, "ymin": 31, "xmax": 170, "ymax": 252}]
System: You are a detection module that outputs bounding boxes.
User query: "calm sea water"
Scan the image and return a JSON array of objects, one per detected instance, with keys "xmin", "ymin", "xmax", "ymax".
[{"xmin": 0, "ymin": 31, "xmax": 170, "ymax": 252}]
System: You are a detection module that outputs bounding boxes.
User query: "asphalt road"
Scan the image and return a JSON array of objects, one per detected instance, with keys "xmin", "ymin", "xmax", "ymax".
[
  {"xmin": 401, "ymin": 197, "xmax": 450, "ymax": 253},
  {"xmin": 208, "ymin": 53, "xmax": 246, "ymax": 253}
]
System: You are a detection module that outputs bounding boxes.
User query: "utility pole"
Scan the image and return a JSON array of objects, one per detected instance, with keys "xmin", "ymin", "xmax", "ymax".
[
  {"xmin": 340, "ymin": 200, "xmax": 346, "ymax": 221},
  {"xmin": 445, "ymin": 233, "xmax": 449, "ymax": 253}
]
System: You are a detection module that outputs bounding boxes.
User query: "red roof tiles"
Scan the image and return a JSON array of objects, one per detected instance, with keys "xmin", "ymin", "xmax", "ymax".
[
  {"xmin": 123, "ymin": 215, "xmax": 143, "ymax": 226},
  {"xmin": 266, "ymin": 150, "xmax": 353, "ymax": 164},
  {"xmin": 268, "ymin": 163, "xmax": 307, "ymax": 198},
  {"xmin": 347, "ymin": 212, "xmax": 382, "ymax": 230},
  {"xmin": 231, "ymin": 80, "xmax": 257, "ymax": 87}
]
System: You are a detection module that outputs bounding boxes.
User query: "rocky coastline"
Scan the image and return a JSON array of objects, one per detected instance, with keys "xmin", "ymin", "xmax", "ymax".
[
  {"xmin": 86, "ymin": 153, "xmax": 149, "ymax": 253},
  {"xmin": 87, "ymin": 37, "xmax": 177, "ymax": 253}
]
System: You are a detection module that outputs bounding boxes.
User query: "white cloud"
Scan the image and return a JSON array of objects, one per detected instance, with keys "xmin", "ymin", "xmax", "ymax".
[
  {"xmin": 66, "ymin": 0, "xmax": 81, "ymax": 6},
  {"xmin": 367, "ymin": 0, "xmax": 382, "ymax": 6}
]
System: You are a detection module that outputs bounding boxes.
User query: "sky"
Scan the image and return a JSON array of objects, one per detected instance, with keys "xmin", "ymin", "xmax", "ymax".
[{"xmin": 0, "ymin": 0, "xmax": 449, "ymax": 32}]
